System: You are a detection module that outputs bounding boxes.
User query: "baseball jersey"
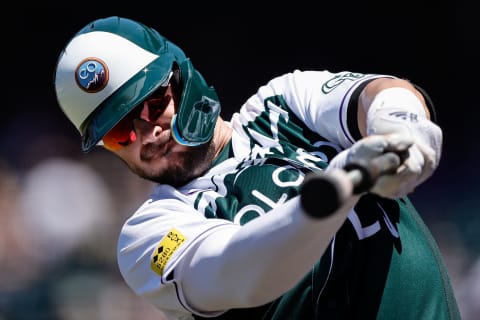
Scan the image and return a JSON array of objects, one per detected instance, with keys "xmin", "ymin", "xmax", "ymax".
[{"xmin": 117, "ymin": 70, "xmax": 460, "ymax": 319}]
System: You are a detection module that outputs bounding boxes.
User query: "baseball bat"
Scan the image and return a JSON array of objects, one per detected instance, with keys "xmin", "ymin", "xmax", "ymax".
[{"xmin": 300, "ymin": 152, "xmax": 403, "ymax": 218}]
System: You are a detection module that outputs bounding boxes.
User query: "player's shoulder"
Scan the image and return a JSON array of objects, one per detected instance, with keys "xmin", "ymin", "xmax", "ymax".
[{"xmin": 264, "ymin": 69, "xmax": 362, "ymax": 93}]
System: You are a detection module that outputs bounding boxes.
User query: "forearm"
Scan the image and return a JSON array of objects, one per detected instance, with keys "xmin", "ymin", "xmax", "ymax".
[{"xmin": 179, "ymin": 194, "xmax": 359, "ymax": 312}]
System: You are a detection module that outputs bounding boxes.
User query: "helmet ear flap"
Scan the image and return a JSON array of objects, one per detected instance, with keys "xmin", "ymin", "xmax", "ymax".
[{"xmin": 171, "ymin": 59, "xmax": 221, "ymax": 146}]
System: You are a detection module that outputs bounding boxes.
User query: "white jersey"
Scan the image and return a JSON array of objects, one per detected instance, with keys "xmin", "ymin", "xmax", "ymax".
[{"xmin": 117, "ymin": 70, "xmax": 391, "ymax": 319}]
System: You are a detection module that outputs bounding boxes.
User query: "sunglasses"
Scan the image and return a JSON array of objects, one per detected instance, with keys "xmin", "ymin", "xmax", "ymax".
[{"xmin": 102, "ymin": 79, "xmax": 173, "ymax": 151}]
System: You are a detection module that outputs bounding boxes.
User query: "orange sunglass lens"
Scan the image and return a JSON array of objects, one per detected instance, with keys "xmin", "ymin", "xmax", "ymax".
[{"xmin": 102, "ymin": 115, "xmax": 137, "ymax": 151}]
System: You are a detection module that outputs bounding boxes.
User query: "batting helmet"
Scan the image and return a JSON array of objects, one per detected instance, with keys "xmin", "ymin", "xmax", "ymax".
[{"xmin": 54, "ymin": 16, "xmax": 221, "ymax": 152}]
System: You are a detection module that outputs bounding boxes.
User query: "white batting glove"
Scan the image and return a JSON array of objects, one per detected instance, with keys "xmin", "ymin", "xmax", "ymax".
[
  {"xmin": 365, "ymin": 87, "xmax": 443, "ymax": 198},
  {"xmin": 327, "ymin": 134, "xmax": 414, "ymax": 197}
]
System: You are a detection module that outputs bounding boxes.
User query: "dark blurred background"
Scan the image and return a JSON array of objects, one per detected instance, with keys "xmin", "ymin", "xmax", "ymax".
[{"xmin": 1, "ymin": 2, "xmax": 478, "ymax": 319}]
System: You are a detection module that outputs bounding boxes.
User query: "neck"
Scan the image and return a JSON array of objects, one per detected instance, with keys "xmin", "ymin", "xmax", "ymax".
[{"xmin": 213, "ymin": 117, "xmax": 233, "ymax": 159}]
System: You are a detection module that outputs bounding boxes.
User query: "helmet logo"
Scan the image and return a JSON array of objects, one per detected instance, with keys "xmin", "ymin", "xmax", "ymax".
[{"xmin": 75, "ymin": 58, "xmax": 109, "ymax": 93}]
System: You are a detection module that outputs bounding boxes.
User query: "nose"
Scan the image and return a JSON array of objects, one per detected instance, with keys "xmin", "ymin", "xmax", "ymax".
[{"xmin": 132, "ymin": 117, "xmax": 163, "ymax": 145}]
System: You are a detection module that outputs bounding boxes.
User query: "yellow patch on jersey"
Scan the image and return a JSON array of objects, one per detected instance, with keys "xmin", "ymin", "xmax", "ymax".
[{"xmin": 151, "ymin": 228, "xmax": 187, "ymax": 276}]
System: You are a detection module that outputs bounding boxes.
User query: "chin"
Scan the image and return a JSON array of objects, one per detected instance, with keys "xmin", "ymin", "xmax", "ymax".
[{"xmin": 144, "ymin": 140, "xmax": 216, "ymax": 186}]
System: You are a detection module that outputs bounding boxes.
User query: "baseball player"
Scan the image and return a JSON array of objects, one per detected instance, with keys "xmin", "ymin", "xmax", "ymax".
[{"xmin": 54, "ymin": 16, "xmax": 460, "ymax": 319}]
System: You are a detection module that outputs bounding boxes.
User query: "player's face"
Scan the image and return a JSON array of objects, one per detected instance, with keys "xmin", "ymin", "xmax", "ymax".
[{"xmin": 106, "ymin": 84, "xmax": 217, "ymax": 187}]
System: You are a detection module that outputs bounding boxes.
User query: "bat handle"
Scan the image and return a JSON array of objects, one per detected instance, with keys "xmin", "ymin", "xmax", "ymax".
[
  {"xmin": 344, "ymin": 151, "xmax": 403, "ymax": 194},
  {"xmin": 300, "ymin": 152, "xmax": 404, "ymax": 218}
]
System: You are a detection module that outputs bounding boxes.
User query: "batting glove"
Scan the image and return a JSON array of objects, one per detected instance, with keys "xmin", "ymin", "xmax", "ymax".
[
  {"xmin": 364, "ymin": 87, "xmax": 443, "ymax": 198},
  {"xmin": 327, "ymin": 134, "xmax": 414, "ymax": 197}
]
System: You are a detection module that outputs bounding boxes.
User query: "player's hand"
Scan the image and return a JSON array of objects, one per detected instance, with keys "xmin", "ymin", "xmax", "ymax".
[
  {"xmin": 366, "ymin": 106, "xmax": 443, "ymax": 198},
  {"xmin": 327, "ymin": 134, "xmax": 414, "ymax": 198}
]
